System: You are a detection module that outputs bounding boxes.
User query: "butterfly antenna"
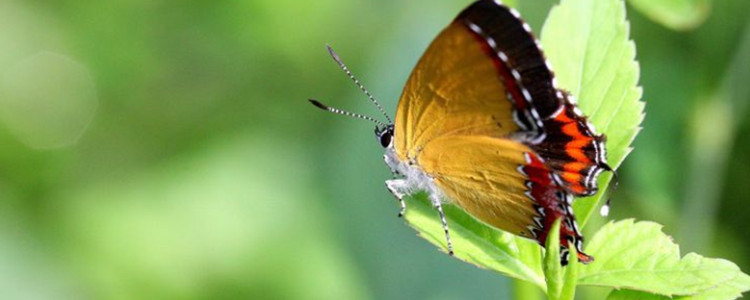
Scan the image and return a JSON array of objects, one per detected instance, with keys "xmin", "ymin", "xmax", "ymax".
[
  {"xmin": 309, "ymin": 99, "xmax": 386, "ymax": 127},
  {"xmin": 326, "ymin": 44, "xmax": 393, "ymax": 125},
  {"xmin": 599, "ymin": 164, "xmax": 619, "ymax": 217}
]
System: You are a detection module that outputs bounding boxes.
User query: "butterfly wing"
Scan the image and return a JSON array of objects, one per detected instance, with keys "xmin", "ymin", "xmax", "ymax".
[
  {"xmin": 456, "ymin": 0, "xmax": 609, "ymax": 196},
  {"xmin": 418, "ymin": 136, "xmax": 536, "ymax": 237},
  {"xmin": 393, "ymin": 0, "xmax": 603, "ymax": 261},
  {"xmin": 417, "ymin": 135, "xmax": 593, "ymax": 263},
  {"xmin": 393, "ymin": 19, "xmax": 522, "ymax": 162}
]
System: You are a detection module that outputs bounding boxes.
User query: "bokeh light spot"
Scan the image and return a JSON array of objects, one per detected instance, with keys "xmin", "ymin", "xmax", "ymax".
[{"xmin": 0, "ymin": 51, "xmax": 98, "ymax": 149}]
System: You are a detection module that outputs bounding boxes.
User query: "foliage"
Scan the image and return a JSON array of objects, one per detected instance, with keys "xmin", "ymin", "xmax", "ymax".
[{"xmin": 627, "ymin": 0, "xmax": 711, "ymax": 30}]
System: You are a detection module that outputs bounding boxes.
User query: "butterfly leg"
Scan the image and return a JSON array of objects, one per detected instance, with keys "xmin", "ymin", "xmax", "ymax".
[
  {"xmin": 434, "ymin": 202, "xmax": 454, "ymax": 256},
  {"xmin": 385, "ymin": 179, "xmax": 408, "ymax": 217}
]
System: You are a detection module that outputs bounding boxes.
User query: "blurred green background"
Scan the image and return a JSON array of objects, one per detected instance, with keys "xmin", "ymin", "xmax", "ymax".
[{"xmin": 0, "ymin": 0, "xmax": 748, "ymax": 299}]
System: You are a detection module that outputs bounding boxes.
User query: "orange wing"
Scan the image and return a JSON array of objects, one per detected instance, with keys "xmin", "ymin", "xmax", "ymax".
[
  {"xmin": 417, "ymin": 135, "xmax": 592, "ymax": 263},
  {"xmin": 417, "ymin": 135, "xmax": 537, "ymax": 237},
  {"xmin": 393, "ymin": 21, "xmax": 520, "ymax": 162}
]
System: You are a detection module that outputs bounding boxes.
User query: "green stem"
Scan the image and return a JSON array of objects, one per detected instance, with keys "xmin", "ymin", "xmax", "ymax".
[{"xmin": 513, "ymin": 279, "xmax": 544, "ymax": 300}]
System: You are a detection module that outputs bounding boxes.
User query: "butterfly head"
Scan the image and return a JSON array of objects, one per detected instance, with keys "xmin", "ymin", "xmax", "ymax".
[
  {"xmin": 310, "ymin": 45, "xmax": 396, "ymax": 149},
  {"xmin": 375, "ymin": 124, "xmax": 394, "ymax": 148}
]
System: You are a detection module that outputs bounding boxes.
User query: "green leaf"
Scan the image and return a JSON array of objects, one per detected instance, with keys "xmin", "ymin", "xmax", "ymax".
[
  {"xmin": 541, "ymin": 219, "xmax": 578, "ymax": 300},
  {"xmin": 544, "ymin": 218, "xmax": 563, "ymax": 300},
  {"xmin": 402, "ymin": 194, "xmax": 546, "ymax": 289},
  {"xmin": 578, "ymin": 219, "xmax": 750, "ymax": 297},
  {"xmin": 541, "ymin": 0, "xmax": 644, "ymax": 226},
  {"xmin": 607, "ymin": 272, "xmax": 750, "ymax": 299},
  {"xmin": 627, "ymin": 0, "xmax": 711, "ymax": 31},
  {"xmin": 560, "ymin": 244, "xmax": 579, "ymax": 300}
]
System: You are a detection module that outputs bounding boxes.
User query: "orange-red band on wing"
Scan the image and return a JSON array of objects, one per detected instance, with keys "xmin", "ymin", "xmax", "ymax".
[
  {"xmin": 522, "ymin": 152, "xmax": 593, "ymax": 264},
  {"xmin": 533, "ymin": 98, "xmax": 608, "ymax": 196}
]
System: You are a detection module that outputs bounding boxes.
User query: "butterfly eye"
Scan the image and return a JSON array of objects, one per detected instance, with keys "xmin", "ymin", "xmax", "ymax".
[{"xmin": 379, "ymin": 130, "xmax": 393, "ymax": 148}]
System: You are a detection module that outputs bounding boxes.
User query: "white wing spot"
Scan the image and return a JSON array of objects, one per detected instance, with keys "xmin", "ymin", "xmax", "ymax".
[
  {"xmin": 487, "ymin": 37, "xmax": 497, "ymax": 49},
  {"xmin": 517, "ymin": 165, "xmax": 527, "ymax": 176},
  {"xmin": 498, "ymin": 51, "xmax": 509, "ymax": 63},
  {"xmin": 468, "ymin": 23, "xmax": 482, "ymax": 34},
  {"xmin": 545, "ymin": 59, "xmax": 554, "ymax": 70},
  {"xmin": 521, "ymin": 89, "xmax": 533, "ymax": 103},
  {"xmin": 522, "ymin": 23, "xmax": 532, "ymax": 33},
  {"xmin": 530, "ymin": 107, "xmax": 541, "ymax": 120},
  {"xmin": 511, "ymin": 69, "xmax": 522, "ymax": 81},
  {"xmin": 509, "ymin": 8, "xmax": 521, "ymax": 18}
]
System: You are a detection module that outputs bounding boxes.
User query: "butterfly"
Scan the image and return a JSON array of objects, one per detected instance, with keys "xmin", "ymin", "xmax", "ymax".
[{"xmin": 310, "ymin": 0, "xmax": 614, "ymax": 265}]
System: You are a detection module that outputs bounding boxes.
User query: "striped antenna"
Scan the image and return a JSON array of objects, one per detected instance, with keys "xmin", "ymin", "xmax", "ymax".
[
  {"xmin": 309, "ymin": 99, "xmax": 386, "ymax": 127},
  {"xmin": 326, "ymin": 45, "xmax": 393, "ymax": 125}
]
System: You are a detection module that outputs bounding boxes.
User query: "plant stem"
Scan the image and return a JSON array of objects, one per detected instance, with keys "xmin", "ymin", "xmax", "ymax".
[{"xmin": 513, "ymin": 279, "xmax": 544, "ymax": 300}]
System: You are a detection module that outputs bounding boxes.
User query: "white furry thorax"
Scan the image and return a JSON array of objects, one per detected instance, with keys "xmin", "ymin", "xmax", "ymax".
[{"xmin": 383, "ymin": 146, "xmax": 447, "ymax": 206}]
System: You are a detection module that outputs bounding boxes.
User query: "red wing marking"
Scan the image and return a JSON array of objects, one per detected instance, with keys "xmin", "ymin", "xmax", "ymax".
[
  {"xmin": 465, "ymin": 28, "xmax": 529, "ymax": 112},
  {"xmin": 523, "ymin": 152, "xmax": 593, "ymax": 264},
  {"xmin": 533, "ymin": 97, "xmax": 609, "ymax": 197}
]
